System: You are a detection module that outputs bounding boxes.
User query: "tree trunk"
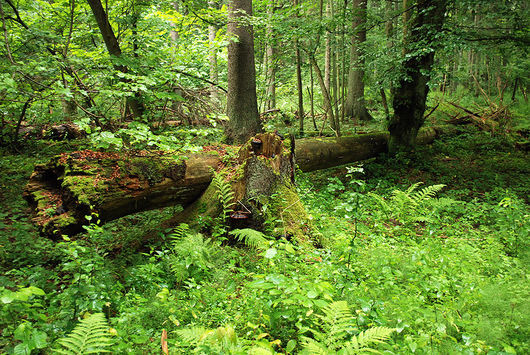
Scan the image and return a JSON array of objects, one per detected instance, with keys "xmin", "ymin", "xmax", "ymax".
[
  {"xmin": 294, "ymin": 0, "xmax": 304, "ymax": 136},
  {"xmin": 264, "ymin": 1, "xmax": 276, "ymax": 110},
  {"xmin": 344, "ymin": 0, "xmax": 372, "ymax": 121},
  {"xmin": 309, "ymin": 55, "xmax": 339, "ymax": 136},
  {"xmin": 324, "ymin": 0, "xmax": 332, "ymax": 92},
  {"xmin": 208, "ymin": 1, "xmax": 219, "ymax": 102},
  {"xmin": 24, "ymin": 127, "xmax": 453, "ymax": 237},
  {"xmin": 388, "ymin": 0, "xmax": 448, "ymax": 154},
  {"xmin": 225, "ymin": 0, "xmax": 262, "ymax": 144},
  {"xmin": 86, "ymin": 0, "xmax": 145, "ymax": 119}
]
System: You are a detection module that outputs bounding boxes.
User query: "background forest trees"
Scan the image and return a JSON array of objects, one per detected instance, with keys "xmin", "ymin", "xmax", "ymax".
[{"xmin": 0, "ymin": 0, "xmax": 528, "ymax": 148}]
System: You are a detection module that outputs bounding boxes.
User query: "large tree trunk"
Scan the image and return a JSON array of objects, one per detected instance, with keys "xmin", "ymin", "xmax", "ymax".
[
  {"xmin": 87, "ymin": 0, "xmax": 145, "ymax": 119},
  {"xmin": 344, "ymin": 0, "xmax": 372, "ymax": 122},
  {"xmin": 388, "ymin": 0, "xmax": 448, "ymax": 154},
  {"xmin": 225, "ymin": 0, "xmax": 262, "ymax": 143},
  {"xmin": 24, "ymin": 127, "xmax": 452, "ymax": 237}
]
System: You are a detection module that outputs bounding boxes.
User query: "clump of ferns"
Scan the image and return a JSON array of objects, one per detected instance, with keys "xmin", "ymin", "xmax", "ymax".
[
  {"xmin": 175, "ymin": 324, "xmax": 277, "ymax": 354},
  {"xmin": 369, "ymin": 182, "xmax": 446, "ymax": 224},
  {"xmin": 54, "ymin": 312, "xmax": 113, "ymax": 354},
  {"xmin": 167, "ymin": 223, "xmax": 214, "ymax": 283},
  {"xmin": 212, "ymin": 170, "xmax": 236, "ymax": 224},
  {"xmin": 302, "ymin": 301, "xmax": 395, "ymax": 354}
]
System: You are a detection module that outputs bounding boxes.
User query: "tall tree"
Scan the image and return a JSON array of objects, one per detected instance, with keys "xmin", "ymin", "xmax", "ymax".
[
  {"xmin": 264, "ymin": 0, "xmax": 276, "ymax": 110},
  {"xmin": 344, "ymin": 0, "xmax": 372, "ymax": 121},
  {"xmin": 294, "ymin": 0, "xmax": 304, "ymax": 135},
  {"xmin": 225, "ymin": 0, "xmax": 262, "ymax": 143},
  {"xmin": 86, "ymin": 0, "xmax": 145, "ymax": 119},
  {"xmin": 388, "ymin": 0, "xmax": 449, "ymax": 153},
  {"xmin": 208, "ymin": 0, "xmax": 219, "ymax": 102}
]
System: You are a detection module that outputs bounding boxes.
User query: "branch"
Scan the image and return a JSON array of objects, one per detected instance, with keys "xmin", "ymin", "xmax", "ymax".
[
  {"xmin": 174, "ymin": 69, "xmax": 227, "ymax": 93},
  {"xmin": 2, "ymin": 0, "xmax": 29, "ymax": 29}
]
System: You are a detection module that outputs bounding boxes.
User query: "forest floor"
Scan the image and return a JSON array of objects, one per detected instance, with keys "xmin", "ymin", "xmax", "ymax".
[{"xmin": 1, "ymin": 126, "xmax": 529, "ymax": 354}]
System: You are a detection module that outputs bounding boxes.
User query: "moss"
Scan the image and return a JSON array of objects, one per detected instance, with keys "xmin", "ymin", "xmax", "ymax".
[
  {"xmin": 53, "ymin": 214, "xmax": 77, "ymax": 227},
  {"xmin": 62, "ymin": 175, "xmax": 105, "ymax": 206},
  {"xmin": 265, "ymin": 183, "xmax": 314, "ymax": 244}
]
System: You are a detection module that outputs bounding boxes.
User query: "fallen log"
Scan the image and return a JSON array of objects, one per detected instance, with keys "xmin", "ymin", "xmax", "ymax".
[{"xmin": 24, "ymin": 126, "xmax": 453, "ymax": 237}]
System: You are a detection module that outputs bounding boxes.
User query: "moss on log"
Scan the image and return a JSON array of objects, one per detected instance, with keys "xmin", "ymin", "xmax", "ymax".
[
  {"xmin": 24, "ymin": 126, "xmax": 453, "ymax": 237},
  {"xmin": 24, "ymin": 150, "xmax": 220, "ymax": 237}
]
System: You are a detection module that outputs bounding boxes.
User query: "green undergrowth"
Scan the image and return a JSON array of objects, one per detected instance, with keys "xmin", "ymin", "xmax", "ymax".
[{"xmin": 1, "ymin": 127, "xmax": 529, "ymax": 354}]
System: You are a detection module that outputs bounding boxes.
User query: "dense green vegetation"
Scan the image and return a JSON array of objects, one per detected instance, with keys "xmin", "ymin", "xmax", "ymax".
[
  {"xmin": 1, "ymin": 0, "xmax": 529, "ymax": 353},
  {"xmin": 1, "ymin": 124, "xmax": 529, "ymax": 353}
]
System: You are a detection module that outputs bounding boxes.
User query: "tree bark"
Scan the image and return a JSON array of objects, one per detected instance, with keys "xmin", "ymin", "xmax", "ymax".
[
  {"xmin": 225, "ymin": 0, "xmax": 262, "ymax": 143},
  {"xmin": 24, "ymin": 127, "xmax": 453, "ymax": 237},
  {"xmin": 344, "ymin": 0, "xmax": 373, "ymax": 121},
  {"xmin": 264, "ymin": 0, "xmax": 276, "ymax": 110},
  {"xmin": 388, "ymin": 0, "xmax": 448, "ymax": 154},
  {"xmin": 208, "ymin": 0, "xmax": 219, "ymax": 102},
  {"xmin": 86, "ymin": 0, "xmax": 145, "ymax": 119},
  {"xmin": 294, "ymin": 0, "xmax": 304, "ymax": 136}
]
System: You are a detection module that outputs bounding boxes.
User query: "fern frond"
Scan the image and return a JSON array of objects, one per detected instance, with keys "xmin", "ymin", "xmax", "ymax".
[
  {"xmin": 405, "ymin": 182, "xmax": 423, "ymax": 195},
  {"xmin": 170, "ymin": 223, "xmax": 190, "ymax": 240},
  {"xmin": 176, "ymin": 326, "xmax": 208, "ymax": 345},
  {"xmin": 368, "ymin": 192, "xmax": 391, "ymax": 217},
  {"xmin": 318, "ymin": 301, "xmax": 356, "ymax": 347},
  {"xmin": 411, "ymin": 184, "xmax": 445, "ymax": 204},
  {"xmin": 54, "ymin": 313, "xmax": 112, "ymax": 354},
  {"xmin": 229, "ymin": 229, "xmax": 269, "ymax": 249},
  {"xmin": 347, "ymin": 327, "xmax": 395, "ymax": 352},
  {"xmin": 212, "ymin": 172, "xmax": 236, "ymax": 221},
  {"xmin": 301, "ymin": 337, "xmax": 334, "ymax": 355}
]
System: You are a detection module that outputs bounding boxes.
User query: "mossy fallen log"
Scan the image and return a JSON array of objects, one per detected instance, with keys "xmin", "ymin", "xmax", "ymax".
[{"xmin": 24, "ymin": 126, "xmax": 452, "ymax": 237}]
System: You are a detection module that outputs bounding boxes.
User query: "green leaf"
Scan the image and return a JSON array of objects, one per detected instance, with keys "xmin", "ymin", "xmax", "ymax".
[{"xmin": 286, "ymin": 339, "xmax": 297, "ymax": 353}]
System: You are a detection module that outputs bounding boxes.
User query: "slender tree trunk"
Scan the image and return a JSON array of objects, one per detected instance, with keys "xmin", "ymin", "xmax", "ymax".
[
  {"xmin": 309, "ymin": 55, "xmax": 338, "ymax": 137},
  {"xmin": 293, "ymin": 0, "xmax": 304, "ymax": 135},
  {"xmin": 324, "ymin": 0, "xmax": 331, "ymax": 92},
  {"xmin": 265, "ymin": 1, "xmax": 276, "ymax": 110},
  {"xmin": 208, "ymin": 0, "xmax": 219, "ymax": 102},
  {"xmin": 86, "ymin": 0, "xmax": 145, "ymax": 119},
  {"xmin": 380, "ymin": 0, "xmax": 393, "ymax": 120},
  {"xmin": 344, "ymin": 0, "xmax": 372, "ymax": 121},
  {"xmin": 330, "ymin": 1, "xmax": 340, "ymax": 131},
  {"xmin": 170, "ymin": 2, "xmax": 179, "ymax": 42},
  {"xmin": 388, "ymin": 0, "xmax": 448, "ymax": 153},
  {"xmin": 309, "ymin": 65, "xmax": 317, "ymax": 130},
  {"xmin": 401, "ymin": 0, "xmax": 412, "ymax": 55},
  {"xmin": 226, "ymin": 0, "xmax": 262, "ymax": 143}
]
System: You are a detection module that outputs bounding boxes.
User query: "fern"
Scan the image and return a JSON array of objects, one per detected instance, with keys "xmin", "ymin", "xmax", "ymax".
[
  {"xmin": 411, "ymin": 183, "xmax": 446, "ymax": 204},
  {"xmin": 54, "ymin": 313, "xmax": 113, "ymax": 354},
  {"xmin": 370, "ymin": 183, "xmax": 445, "ymax": 223},
  {"xmin": 176, "ymin": 326, "xmax": 208, "ymax": 345},
  {"xmin": 346, "ymin": 327, "xmax": 396, "ymax": 353},
  {"xmin": 302, "ymin": 301, "xmax": 395, "ymax": 354},
  {"xmin": 229, "ymin": 228, "xmax": 270, "ymax": 249},
  {"xmin": 170, "ymin": 223, "xmax": 191, "ymax": 240},
  {"xmin": 169, "ymin": 232, "xmax": 213, "ymax": 281},
  {"xmin": 212, "ymin": 171, "xmax": 236, "ymax": 222}
]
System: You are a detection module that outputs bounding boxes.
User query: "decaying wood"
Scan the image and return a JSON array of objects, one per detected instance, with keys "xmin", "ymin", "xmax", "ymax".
[
  {"xmin": 24, "ymin": 126, "xmax": 452, "ymax": 237},
  {"xmin": 445, "ymin": 102, "xmax": 502, "ymax": 132}
]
